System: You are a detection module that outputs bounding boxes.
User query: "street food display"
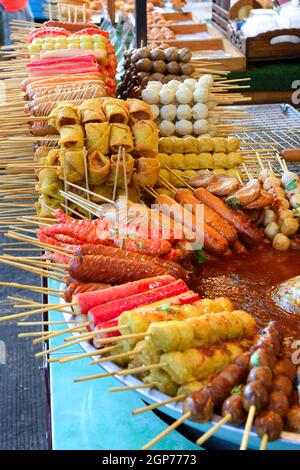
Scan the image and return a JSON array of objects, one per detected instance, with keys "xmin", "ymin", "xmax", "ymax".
[{"xmin": 0, "ymin": 10, "xmax": 300, "ymax": 453}]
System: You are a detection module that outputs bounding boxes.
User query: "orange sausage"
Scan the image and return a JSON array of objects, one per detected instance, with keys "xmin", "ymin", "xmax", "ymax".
[
  {"xmin": 282, "ymin": 149, "xmax": 300, "ymax": 162},
  {"xmin": 155, "ymin": 194, "xmax": 228, "ymax": 254},
  {"xmin": 175, "ymin": 189, "xmax": 238, "ymax": 244},
  {"xmin": 194, "ymin": 188, "xmax": 263, "ymax": 246}
]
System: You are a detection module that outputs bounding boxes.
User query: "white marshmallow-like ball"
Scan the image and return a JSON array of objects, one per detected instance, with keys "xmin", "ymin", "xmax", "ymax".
[
  {"xmin": 192, "ymin": 103, "xmax": 208, "ymax": 120},
  {"xmin": 281, "ymin": 171, "xmax": 299, "ymax": 188},
  {"xmin": 176, "ymin": 104, "xmax": 192, "ymax": 120},
  {"xmin": 290, "ymin": 194, "xmax": 300, "ymax": 208},
  {"xmin": 198, "ymin": 74, "xmax": 214, "ymax": 88},
  {"xmin": 176, "ymin": 86, "xmax": 193, "ymax": 104},
  {"xmin": 193, "ymin": 119, "xmax": 209, "ymax": 135},
  {"xmin": 159, "ymin": 87, "xmax": 176, "ymax": 105},
  {"xmin": 175, "ymin": 119, "xmax": 193, "ymax": 136},
  {"xmin": 142, "ymin": 88, "xmax": 160, "ymax": 104},
  {"xmin": 193, "ymin": 87, "xmax": 209, "ymax": 103},
  {"xmin": 159, "ymin": 120, "xmax": 176, "ymax": 137},
  {"xmin": 167, "ymin": 80, "xmax": 182, "ymax": 90},
  {"xmin": 183, "ymin": 78, "xmax": 197, "ymax": 88},
  {"xmin": 147, "ymin": 81, "xmax": 163, "ymax": 90},
  {"xmin": 150, "ymin": 104, "xmax": 160, "ymax": 120},
  {"xmin": 160, "ymin": 104, "xmax": 177, "ymax": 121}
]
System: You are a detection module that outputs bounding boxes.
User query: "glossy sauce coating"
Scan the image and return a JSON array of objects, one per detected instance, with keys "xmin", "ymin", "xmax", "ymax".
[{"xmin": 192, "ymin": 247, "xmax": 300, "ymax": 336}]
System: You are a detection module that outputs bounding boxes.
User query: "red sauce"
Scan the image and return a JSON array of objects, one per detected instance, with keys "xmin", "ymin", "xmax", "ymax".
[{"xmin": 191, "ymin": 247, "xmax": 300, "ymax": 336}]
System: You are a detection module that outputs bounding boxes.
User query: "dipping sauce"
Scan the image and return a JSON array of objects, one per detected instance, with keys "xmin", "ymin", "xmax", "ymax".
[{"xmin": 192, "ymin": 247, "xmax": 300, "ymax": 336}]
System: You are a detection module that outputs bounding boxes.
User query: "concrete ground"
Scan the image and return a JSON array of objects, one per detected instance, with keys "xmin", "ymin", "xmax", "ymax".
[{"xmin": 0, "ymin": 234, "xmax": 47, "ymax": 450}]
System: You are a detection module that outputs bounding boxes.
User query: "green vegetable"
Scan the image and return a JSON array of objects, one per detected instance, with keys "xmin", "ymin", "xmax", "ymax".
[
  {"xmin": 195, "ymin": 249, "xmax": 206, "ymax": 263},
  {"xmin": 231, "ymin": 384, "xmax": 243, "ymax": 395},
  {"xmin": 250, "ymin": 351, "xmax": 260, "ymax": 368},
  {"xmin": 226, "ymin": 197, "xmax": 241, "ymax": 208},
  {"xmin": 286, "ymin": 180, "xmax": 297, "ymax": 191}
]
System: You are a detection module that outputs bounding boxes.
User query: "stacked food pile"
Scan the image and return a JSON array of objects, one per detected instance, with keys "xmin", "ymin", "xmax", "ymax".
[
  {"xmin": 34, "ymin": 98, "xmax": 161, "ymax": 216},
  {"xmin": 117, "ymin": 46, "xmax": 194, "ymax": 99},
  {"xmin": 26, "ymin": 25, "xmax": 117, "ymax": 98}
]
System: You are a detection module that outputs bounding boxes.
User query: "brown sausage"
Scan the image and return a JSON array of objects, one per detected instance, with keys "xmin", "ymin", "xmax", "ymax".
[
  {"xmin": 175, "ymin": 189, "xmax": 237, "ymax": 244},
  {"xmin": 69, "ymin": 255, "xmax": 172, "ymax": 283},
  {"xmin": 29, "ymin": 122, "xmax": 58, "ymax": 137},
  {"xmin": 74, "ymin": 244, "xmax": 189, "ymax": 281},
  {"xmin": 194, "ymin": 188, "xmax": 263, "ymax": 246},
  {"xmin": 155, "ymin": 194, "xmax": 228, "ymax": 254},
  {"xmin": 282, "ymin": 148, "xmax": 300, "ymax": 162},
  {"xmin": 43, "ymin": 20, "xmax": 99, "ymax": 31}
]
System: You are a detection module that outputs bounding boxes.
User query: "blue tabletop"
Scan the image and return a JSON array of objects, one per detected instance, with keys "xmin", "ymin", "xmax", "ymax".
[{"xmin": 47, "ymin": 289, "xmax": 200, "ymax": 451}]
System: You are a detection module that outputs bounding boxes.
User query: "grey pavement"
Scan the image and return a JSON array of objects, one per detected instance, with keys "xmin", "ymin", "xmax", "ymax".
[{"xmin": 0, "ymin": 233, "xmax": 48, "ymax": 450}]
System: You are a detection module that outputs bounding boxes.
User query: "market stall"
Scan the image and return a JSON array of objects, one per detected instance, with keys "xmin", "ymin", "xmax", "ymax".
[{"xmin": 0, "ymin": 0, "xmax": 300, "ymax": 452}]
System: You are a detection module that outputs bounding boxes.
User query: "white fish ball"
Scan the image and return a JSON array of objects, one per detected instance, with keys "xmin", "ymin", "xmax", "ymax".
[
  {"xmin": 159, "ymin": 87, "xmax": 176, "ymax": 105},
  {"xmin": 168, "ymin": 80, "xmax": 182, "ymax": 90},
  {"xmin": 272, "ymin": 233, "xmax": 290, "ymax": 251},
  {"xmin": 290, "ymin": 194, "xmax": 300, "ymax": 208},
  {"xmin": 263, "ymin": 209, "xmax": 276, "ymax": 226},
  {"xmin": 264, "ymin": 221, "xmax": 279, "ymax": 239},
  {"xmin": 192, "ymin": 103, "xmax": 208, "ymax": 120},
  {"xmin": 150, "ymin": 104, "xmax": 160, "ymax": 120},
  {"xmin": 175, "ymin": 120, "xmax": 193, "ymax": 136},
  {"xmin": 183, "ymin": 78, "xmax": 197, "ymax": 88},
  {"xmin": 142, "ymin": 88, "xmax": 160, "ymax": 104},
  {"xmin": 281, "ymin": 171, "xmax": 299, "ymax": 187},
  {"xmin": 159, "ymin": 120, "xmax": 176, "ymax": 137},
  {"xmin": 160, "ymin": 104, "xmax": 177, "ymax": 121},
  {"xmin": 193, "ymin": 119, "xmax": 209, "ymax": 135},
  {"xmin": 176, "ymin": 104, "xmax": 192, "ymax": 120},
  {"xmin": 193, "ymin": 87, "xmax": 209, "ymax": 103},
  {"xmin": 198, "ymin": 74, "xmax": 214, "ymax": 88},
  {"xmin": 147, "ymin": 81, "xmax": 163, "ymax": 90},
  {"xmin": 176, "ymin": 86, "xmax": 193, "ymax": 104}
]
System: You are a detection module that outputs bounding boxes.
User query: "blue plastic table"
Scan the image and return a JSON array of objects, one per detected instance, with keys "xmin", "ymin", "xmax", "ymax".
[{"xmin": 47, "ymin": 290, "xmax": 200, "ymax": 451}]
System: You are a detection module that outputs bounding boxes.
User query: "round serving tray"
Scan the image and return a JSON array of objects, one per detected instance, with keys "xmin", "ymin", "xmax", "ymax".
[{"xmin": 62, "ymin": 308, "xmax": 300, "ymax": 450}]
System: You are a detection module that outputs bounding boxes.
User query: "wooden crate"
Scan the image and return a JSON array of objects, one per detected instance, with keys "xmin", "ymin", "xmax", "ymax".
[{"xmin": 242, "ymin": 28, "xmax": 300, "ymax": 61}]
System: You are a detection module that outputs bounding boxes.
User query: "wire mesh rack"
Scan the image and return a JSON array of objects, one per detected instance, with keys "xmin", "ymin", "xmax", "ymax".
[{"xmin": 234, "ymin": 104, "xmax": 300, "ymax": 177}]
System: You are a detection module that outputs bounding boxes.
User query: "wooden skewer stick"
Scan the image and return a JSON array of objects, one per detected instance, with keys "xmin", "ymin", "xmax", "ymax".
[
  {"xmin": 108, "ymin": 382, "xmax": 158, "ymax": 393},
  {"xmin": 116, "ymin": 362, "xmax": 165, "ymax": 377},
  {"xmin": 5, "ymin": 231, "xmax": 72, "ymax": 255},
  {"xmin": 0, "ymin": 302, "xmax": 74, "ymax": 322},
  {"xmin": 0, "ymin": 256, "xmax": 64, "ymax": 282},
  {"xmin": 113, "ymin": 146, "xmax": 121, "ymax": 201},
  {"xmin": 141, "ymin": 412, "xmax": 192, "ymax": 450},
  {"xmin": 259, "ymin": 434, "xmax": 268, "ymax": 450},
  {"xmin": 91, "ymin": 350, "xmax": 139, "ymax": 365},
  {"xmin": 240, "ymin": 405, "xmax": 256, "ymax": 450},
  {"xmin": 58, "ymin": 345, "xmax": 118, "ymax": 364},
  {"xmin": 32, "ymin": 321, "xmax": 90, "ymax": 345},
  {"xmin": 196, "ymin": 414, "xmax": 232, "ymax": 446},
  {"xmin": 35, "ymin": 331, "xmax": 102, "ymax": 358},
  {"xmin": 19, "ymin": 332, "xmax": 52, "ymax": 338},
  {"xmin": 18, "ymin": 320, "xmax": 81, "ymax": 326},
  {"xmin": 133, "ymin": 394, "xmax": 185, "ymax": 416},
  {"xmin": 0, "ymin": 281, "xmax": 63, "ymax": 295},
  {"xmin": 73, "ymin": 370, "xmax": 117, "ymax": 382}
]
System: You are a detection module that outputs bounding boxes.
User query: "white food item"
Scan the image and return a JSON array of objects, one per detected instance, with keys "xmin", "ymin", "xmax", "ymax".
[
  {"xmin": 290, "ymin": 194, "xmax": 300, "ymax": 208},
  {"xmin": 280, "ymin": 217, "xmax": 299, "ymax": 236},
  {"xmin": 160, "ymin": 104, "xmax": 177, "ymax": 121},
  {"xmin": 193, "ymin": 87, "xmax": 209, "ymax": 103},
  {"xmin": 192, "ymin": 103, "xmax": 208, "ymax": 120},
  {"xmin": 272, "ymin": 275, "xmax": 300, "ymax": 315},
  {"xmin": 193, "ymin": 119, "xmax": 209, "ymax": 135},
  {"xmin": 176, "ymin": 104, "xmax": 192, "ymax": 120},
  {"xmin": 259, "ymin": 170, "xmax": 273, "ymax": 183},
  {"xmin": 183, "ymin": 78, "xmax": 197, "ymax": 88},
  {"xmin": 176, "ymin": 86, "xmax": 193, "ymax": 104},
  {"xmin": 263, "ymin": 209, "xmax": 276, "ymax": 226},
  {"xmin": 272, "ymin": 233, "xmax": 290, "ymax": 251},
  {"xmin": 175, "ymin": 119, "xmax": 193, "ymax": 136},
  {"xmin": 264, "ymin": 221, "xmax": 279, "ymax": 239},
  {"xmin": 159, "ymin": 120, "xmax": 176, "ymax": 137},
  {"xmin": 263, "ymin": 176, "xmax": 281, "ymax": 191},
  {"xmin": 281, "ymin": 171, "xmax": 299, "ymax": 187},
  {"xmin": 150, "ymin": 104, "xmax": 160, "ymax": 120},
  {"xmin": 159, "ymin": 87, "xmax": 176, "ymax": 105},
  {"xmin": 142, "ymin": 88, "xmax": 160, "ymax": 104},
  {"xmin": 197, "ymin": 74, "xmax": 214, "ymax": 88},
  {"xmin": 167, "ymin": 80, "xmax": 182, "ymax": 90},
  {"xmin": 147, "ymin": 81, "xmax": 163, "ymax": 90}
]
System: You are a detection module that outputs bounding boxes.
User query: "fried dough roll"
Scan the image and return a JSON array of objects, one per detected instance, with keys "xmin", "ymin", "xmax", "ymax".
[
  {"xmin": 110, "ymin": 124, "xmax": 134, "ymax": 153},
  {"xmin": 132, "ymin": 120, "xmax": 159, "ymax": 156},
  {"xmin": 127, "ymin": 99, "xmax": 153, "ymax": 124},
  {"xmin": 106, "ymin": 153, "xmax": 134, "ymax": 187},
  {"xmin": 102, "ymin": 98, "xmax": 129, "ymax": 124},
  {"xmin": 57, "ymin": 149, "xmax": 86, "ymax": 183},
  {"xmin": 87, "ymin": 150, "xmax": 110, "ymax": 185},
  {"xmin": 132, "ymin": 157, "xmax": 161, "ymax": 188},
  {"xmin": 49, "ymin": 103, "xmax": 79, "ymax": 130},
  {"xmin": 78, "ymin": 99, "xmax": 106, "ymax": 124},
  {"xmin": 37, "ymin": 168, "xmax": 63, "ymax": 199},
  {"xmin": 85, "ymin": 122, "xmax": 110, "ymax": 154},
  {"xmin": 59, "ymin": 124, "xmax": 84, "ymax": 149}
]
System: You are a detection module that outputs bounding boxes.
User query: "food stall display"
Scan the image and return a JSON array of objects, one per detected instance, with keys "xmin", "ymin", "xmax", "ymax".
[{"xmin": 0, "ymin": 3, "xmax": 300, "ymax": 453}]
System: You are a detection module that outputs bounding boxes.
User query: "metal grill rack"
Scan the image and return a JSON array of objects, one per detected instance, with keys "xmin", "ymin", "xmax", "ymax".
[{"xmin": 233, "ymin": 104, "xmax": 300, "ymax": 177}]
